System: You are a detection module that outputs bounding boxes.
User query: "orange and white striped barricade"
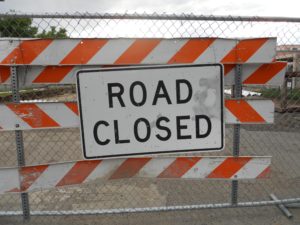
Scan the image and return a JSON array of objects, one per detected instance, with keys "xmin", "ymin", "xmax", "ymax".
[
  {"xmin": 0, "ymin": 37, "xmax": 286, "ymax": 194},
  {"xmin": 0, "ymin": 156, "xmax": 271, "ymax": 195},
  {"xmin": 0, "ymin": 100, "xmax": 274, "ymax": 131},
  {"xmin": 0, "ymin": 62, "xmax": 287, "ymax": 86},
  {"xmin": 0, "ymin": 38, "xmax": 275, "ymax": 65}
]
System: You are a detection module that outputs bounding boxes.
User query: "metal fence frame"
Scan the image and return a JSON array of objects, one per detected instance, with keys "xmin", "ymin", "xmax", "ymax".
[{"xmin": 0, "ymin": 12, "xmax": 299, "ymax": 223}]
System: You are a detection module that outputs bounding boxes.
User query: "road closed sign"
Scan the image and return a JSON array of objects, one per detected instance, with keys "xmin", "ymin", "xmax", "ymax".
[{"xmin": 77, "ymin": 64, "xmax": 224, "ymax": 159}]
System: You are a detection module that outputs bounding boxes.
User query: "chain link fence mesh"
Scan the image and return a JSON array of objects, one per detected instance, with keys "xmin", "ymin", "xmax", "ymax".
[{"xmin": 0, "ymin": 13, "xmax": 299, "ymax": 225}]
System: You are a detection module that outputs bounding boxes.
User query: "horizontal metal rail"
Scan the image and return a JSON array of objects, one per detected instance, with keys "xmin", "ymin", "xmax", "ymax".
[
  {"xmin": 0, "ymin": 13, "xmax": 300, "ymax": 23},
  {"xmin": 1, "ymin": 198, "xmax": 300, "ymax": 216}
]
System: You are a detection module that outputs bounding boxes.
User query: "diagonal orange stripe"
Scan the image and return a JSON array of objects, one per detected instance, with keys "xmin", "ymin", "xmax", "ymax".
[
  {"xmin": 109, "ymin": 158, "xmax": 151, "ymax": 179},
  {"xmin": 1, "ymin": 40, "xmax": 52, "ymax": 64},
  {"xmin": 64, "ymin": 102, "xmax": 79, "ymax": 115},
  {"xmin": 0, "ymin": 66, "xmax": 10, "ymax": 83},
  {"xmin": 114, "ymin": 39, "xmax": 161, "ymax": 64},
  {"xmin": 221, "ymin": 38, "xmax": 268, "ymax": 63},
  {"xmin": 1, "ymin": 47, "xmax": 22, "ymax": 64},
  {"xmin": 6, "ymin": 103, "xmax": 60, "ymax": 128},
  {"xmin": 207, "ymin": 157, "xmax": 251, "ymax": 178},
  {"xmin": 20, "ymin": 165, "xmax": 48, "ymax": 191},
  {"xmin": 243, "ymin": 62, "xmax": 286, "ymax": 84},
  {"xmin": 225, "ymin": 100, "xmax": 266, "ymax": 123},
  {"xmin": 158, "ymin": 157, "xmax": 201, "ymax": 178},
  {"xmin": 33, "ymin": 66, "xmax": 74, "ymax": 83},
  {"xmin": 56, "ymin": 160, "xmax": 101, "ymax": 187},
  {"xmin": 60, "ymin": 39, "xmax": 108, "ymax": 64},
  {"xmin": 168, "ymin": 39, "xmax": 215, "ymax": 64}
]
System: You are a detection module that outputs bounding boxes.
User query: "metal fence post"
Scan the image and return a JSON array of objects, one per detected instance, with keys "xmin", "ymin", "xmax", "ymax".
[
  {"xmin": 280, "ymin": 77, "xmax": 288, "ymax": 112},
  {"xmin": 10, "ymin": 66, "xmax": 31, "ymax": 221},
  {"xmin": 231, "ymin": 64, "xmax": 242, "ymax": 205}
]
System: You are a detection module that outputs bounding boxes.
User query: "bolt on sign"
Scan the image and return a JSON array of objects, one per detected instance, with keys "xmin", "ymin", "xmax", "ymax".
[{"xmin": 76, "ymin": 64, "xmax": 224, "ymax": 159}]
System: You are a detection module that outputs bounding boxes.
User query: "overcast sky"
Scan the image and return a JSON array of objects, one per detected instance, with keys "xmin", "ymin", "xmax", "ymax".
[{"xmin": 0, "ymin": 0, "xmax": 299, "ymax": 17}]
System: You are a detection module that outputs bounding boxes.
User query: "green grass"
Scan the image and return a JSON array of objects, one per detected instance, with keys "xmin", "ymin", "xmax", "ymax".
[{"xmin": 260, "ymin": 88, "xmax": 300, "ymax": 100}]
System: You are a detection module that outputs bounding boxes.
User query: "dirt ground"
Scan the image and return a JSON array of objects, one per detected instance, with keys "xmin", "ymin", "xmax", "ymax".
[{"xmin": 0, "ymin": 112, "xmax": 299, "ymax": 225}]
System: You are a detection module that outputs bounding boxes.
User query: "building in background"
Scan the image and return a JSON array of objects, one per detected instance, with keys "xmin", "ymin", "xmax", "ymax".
[{"xmin": 277, "ymin": 45, "xmax": 300, "ymax": 88}]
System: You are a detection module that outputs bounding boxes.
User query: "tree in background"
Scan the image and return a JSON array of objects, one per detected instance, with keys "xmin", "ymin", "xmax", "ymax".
[
  {"xmin": 0, "ymin": 17, "xmax": 68, "ymax": 38},
  {"xmin": 36, "ymin": 26, "xmax": 68, "ymax": 38},
  {"xmin": 0, "ymin": 17, "xmax": 38, "ymax": 37}
]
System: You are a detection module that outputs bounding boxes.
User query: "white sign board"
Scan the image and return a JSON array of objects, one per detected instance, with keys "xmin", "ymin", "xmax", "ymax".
[{"xmin": 77, "ymin": 64, "xmax": 224, "ymax": 159}]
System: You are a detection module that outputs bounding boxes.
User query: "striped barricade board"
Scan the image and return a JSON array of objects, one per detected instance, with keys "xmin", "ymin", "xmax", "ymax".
[
  {"xmin": 0, "ymin": 38, "xmax": 276, "ymax": 65},
  {"xmin": 0, "ymin": 99, "xmax": 274, "ymax": 131},
  {"xmin": 0, "ymin": 156, "xmax": 271, "ymax": 195},
  {"xmin": 0, "ymin": 62, "xmax": 287, "ymax": 86},
  {"xmin": 0, "ymin": 37, "xmax": 286, "ymax": 191}
]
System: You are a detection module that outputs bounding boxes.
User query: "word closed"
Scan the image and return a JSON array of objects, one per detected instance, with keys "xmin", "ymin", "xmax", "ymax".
[{"xmin": 77, "ymin": 65, "xmax": 224, "ymax": 159}]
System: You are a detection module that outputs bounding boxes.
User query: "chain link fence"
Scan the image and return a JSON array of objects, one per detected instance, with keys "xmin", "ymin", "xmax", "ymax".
[{"xmin": 0, "ymin": 12, "xmax": 299, "ymax": 225}]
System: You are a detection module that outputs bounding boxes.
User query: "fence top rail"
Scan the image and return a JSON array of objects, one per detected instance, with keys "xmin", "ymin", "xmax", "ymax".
[{"xmin": 0, "ymin": 12, "xmax": 300, "ymax": 23}]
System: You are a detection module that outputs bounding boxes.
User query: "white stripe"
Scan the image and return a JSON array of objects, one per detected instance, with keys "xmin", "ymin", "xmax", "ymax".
[
  {"xmin": 60, "ymin": 65, "xmax": 101, "ymax": 83},
  {"xmin": 138, "ymin": 158, "xmax": 176, "ymax": 177},
  {"xmin": 27, "ymin": 163, "xmax": 75, "ymax": 191},
  {"xmin": 19, "ymin": 66, "xmax": 45, "ymax": 84},
  {"xmin": 267, "ymin": 64, "xmax": 286, "ymax": 85},
  {"xmin": 224, "ymin": 68, "xmax": 235, "ymax": 85},
  {"xmin": 182, "ymin": 157, "xmax": 225, "ymax": 178},
  {"xmin": 233, "ymin": 158, "xmax": 271, "ymax": 179},
  {"xmin": 37, "ymin": 103, "xmax": 79, "ymax": 127},
  {"xmin": 88, "ymin": 39, "xmax": 134, "ymax": 64},
  {"xmin": 194, "ymin": 39, "xmax": 237, "ymax": 63},
  {"xmin": 247, "ymin": 100, "xmax": 274, "ymax": 123},
  {"xmin": 0, "ymin": 40, "xmax": 20, "ymax": 63},
  {"xmin": 224, "ymin": 108, "xmax": 238, "ymax": 124},
  {"xmin": 0, "ymin": 105, "xmax": 31, "ymax": 130},
  {"xmin": 142, "ymin": 39, "xmax": 187, "ymax": 63},
  {"xmin": 241, "ymin": 64, "xmax": 260, "ymax": 83},
  {"xmin": 31, "ymin": 40, "xmax": 80, "ymax": 65},
  {"xmin": 0, "ymin": 168, "xmax": 19, "ymax": 194},
  {"xmin": 247, "ymin": 39, "xmax": 276, "ymax": 63},
  {"xmin": 85, "ymin": 159, "xmax": 125, "ymax": 181}
]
